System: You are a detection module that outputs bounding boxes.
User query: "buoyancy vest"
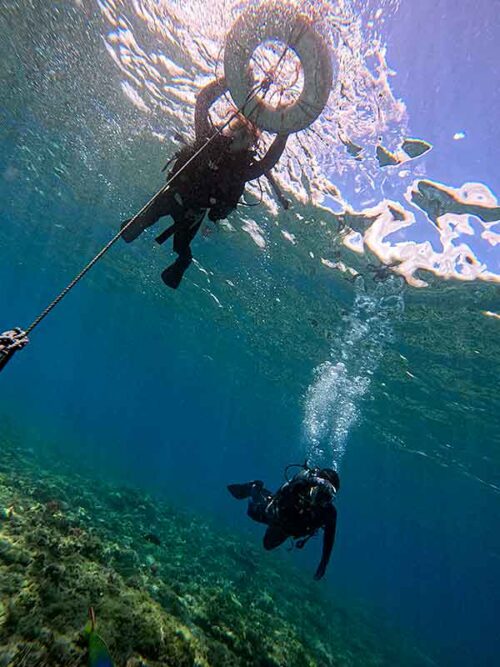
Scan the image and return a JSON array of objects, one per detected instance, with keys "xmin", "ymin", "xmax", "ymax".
[{"xmin": 167, "ymin": 136, "xmax": 255, "ymax": 212}]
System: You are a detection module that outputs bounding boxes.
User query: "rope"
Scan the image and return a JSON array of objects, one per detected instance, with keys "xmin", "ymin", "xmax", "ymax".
[{"xmin": 265, "ymin": 0, "xmax": 310, "ymax": 83}]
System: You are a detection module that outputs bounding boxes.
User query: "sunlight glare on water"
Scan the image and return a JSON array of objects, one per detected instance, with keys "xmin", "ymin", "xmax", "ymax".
[
  {"xmin": 98, "ymin": 0, "xmax": 407, "ymax": 200},
  {"xmin": 96, "ymin": 0, "xmax": 500, "ymax": 289}
]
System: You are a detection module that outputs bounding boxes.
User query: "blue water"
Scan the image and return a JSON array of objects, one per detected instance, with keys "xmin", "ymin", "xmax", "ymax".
[{"xmin": 1, "ymin": 0, "xmax": 500, "ymax": 665}]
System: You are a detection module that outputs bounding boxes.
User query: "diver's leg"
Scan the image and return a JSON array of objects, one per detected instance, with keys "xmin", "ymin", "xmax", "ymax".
[
  {"xmin": 161, "ymin": 211, "xmax": 204, "ymax": 289},
  {"xmin": 154, "ymin": 193, "xmax": 188, "ymax": 245},
  {"xmin": 121, "ymin": 193, "xmax": 172, "ymax": 243},
  {"xmin": 263, "ymin": 525, "xmax": 289, "ymax": 550},
  {"xmin": 155, "ymin": 223, "xmax": 177, "ymax": 245},
  {"xmin": 171, "ymin": 209, "xmax": 204, "ymax": 254},
  {"xmin": 247, "ymin": 484, "xmax": 274, "ymax": 525}
]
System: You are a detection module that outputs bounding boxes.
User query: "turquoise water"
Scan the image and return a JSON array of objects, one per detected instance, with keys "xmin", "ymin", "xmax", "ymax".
[{"xmin": 1, "ymin": 0, "xmax": 499, "ymax": 665}]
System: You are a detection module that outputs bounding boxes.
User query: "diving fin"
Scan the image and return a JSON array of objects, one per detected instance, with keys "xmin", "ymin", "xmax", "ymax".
[
  {"xmin": 161, "ymin": 256, "xmax": 191, "ymax": 289},
  {"xmin": 121, "ymin": 211, "xmax": 157, "ymax": 243},
  {"xmin": 119, "ymin": 218, "xmax": 135, "ymax": 243},
  {"xmin": 120, "ymin": 217, "xmax": 145, "ymax": 244},
  {"xmin": 227, "ymin": 483, "xmax": 255, "ymax": 500}
]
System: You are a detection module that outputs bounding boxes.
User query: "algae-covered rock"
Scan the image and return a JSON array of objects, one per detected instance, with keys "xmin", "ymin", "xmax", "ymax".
[
  {"xmin": 0, "ymin": 439, "xmax": 430, "ymax": 667},
  {"xmin": 0, "ymin": 507, "xmax": 14, "ymax": 522}
]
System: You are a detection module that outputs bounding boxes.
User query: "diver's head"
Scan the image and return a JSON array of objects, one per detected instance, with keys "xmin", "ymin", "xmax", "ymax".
[
  {"xmin": 317, "ymin": 468, "xmax": 340, "ymax": 494},
  {"xmin": 227, "ymin": 113, "xmax": 259, "ymax": 153}
]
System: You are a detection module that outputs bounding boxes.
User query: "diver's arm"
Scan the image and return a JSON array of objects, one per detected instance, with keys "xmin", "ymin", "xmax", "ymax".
[
  {"xmin": 246, "ymin": 134, "xmax": 289, "ymax": 180},
  {"xmin": 264, "ymin": 171, "xmax": 290, "ymax": 210},
  {"xmin": 314, "ymin": 504, "xmax": 337, "ymax": 580},
  {"xmin": 195, "ymin": 78, "xmax": 227, "ymax": 141}
]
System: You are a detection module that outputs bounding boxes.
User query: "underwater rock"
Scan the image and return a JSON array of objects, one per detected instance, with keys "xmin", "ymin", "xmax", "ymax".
[
  {"xmin": 0, "ymin": 647, "xmax": 16, "ymax": 667},
  {"xmin": 112, "ymin": 546, "xmax": 141, "ymax": 576},
  {"xmin": 42, "ymin": 561, "xmax": 66, "ymax": 583},
  {"xmin": 0, "ymin": 538, "xmax": 31, "ymax": 566},
  {"xmin": 144, "ymin": 532, "xmax": 161, "ymax": 546},
  {"xmin": 338, "ymin": 127, "xmax": 364, "ymax": 160},
  {"xmin": 0, "ymin": 507, "xmax": 13, "ymax": 522},
  {"xmin": 50, "ymin": 633, "xmax": 79, "ymax": 664}
]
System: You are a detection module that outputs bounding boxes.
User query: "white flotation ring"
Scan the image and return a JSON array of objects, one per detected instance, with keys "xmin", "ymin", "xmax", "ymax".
[{"xmin": 224, "ymin": 2, "xmax": 334, "ymax": 134}]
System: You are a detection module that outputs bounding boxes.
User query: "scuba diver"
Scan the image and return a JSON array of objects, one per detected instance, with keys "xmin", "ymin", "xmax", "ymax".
[
  {"xmin": 121, "ymin": 77, "xmax": 289, "ymax": 289},
  {"xmin": 228, "ymin": 464, "xmax": 339, "ymax": 580},
  {"xmin": 0, "ymin": 328, "xmax": 29, "ymax": 372}
]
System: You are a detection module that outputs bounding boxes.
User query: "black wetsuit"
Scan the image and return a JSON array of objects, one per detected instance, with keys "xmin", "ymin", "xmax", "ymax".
[
  {"xmin": 232, "ymin": 469, "xmax": 337, "ymax": 580},
  {"xmin": 122, "ymin": 77, "xmax": 288, "ymax": 288}
]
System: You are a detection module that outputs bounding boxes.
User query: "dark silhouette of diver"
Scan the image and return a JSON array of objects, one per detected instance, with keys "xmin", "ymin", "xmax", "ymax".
[
  {"xmin": 228, "ymin": 465, "xmax": 339, "ymax": 580},
  {"xmin": 121, "ymin": 77, "xmax": 288, "ymax": 288}
]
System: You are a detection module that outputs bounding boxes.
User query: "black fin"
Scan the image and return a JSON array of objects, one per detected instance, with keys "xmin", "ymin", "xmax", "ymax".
[
  {"xmin": 161, "ymin": 258, "xmax": 190, "ymax": 289},
  {"xmin": 263, "ymin": 526, "xmax": 289, "ymax": 551},
  {"xmin": 227, "ymin": 483, "xmax": 255, "ymax": 500},
  {"xmin": 120, "ymin": 218, "xmax": 143, "ymax": 243}
]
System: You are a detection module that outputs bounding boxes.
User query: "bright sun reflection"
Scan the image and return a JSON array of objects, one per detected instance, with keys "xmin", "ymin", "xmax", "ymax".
[{"xmin": 97, "ymin": 0, "xmax": 500, "ymax": 288}]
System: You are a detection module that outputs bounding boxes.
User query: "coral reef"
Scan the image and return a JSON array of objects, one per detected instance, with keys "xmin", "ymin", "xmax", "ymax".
[{"xmin": 0, "ymin": 442, "xmax": 427, "ymax": 666}]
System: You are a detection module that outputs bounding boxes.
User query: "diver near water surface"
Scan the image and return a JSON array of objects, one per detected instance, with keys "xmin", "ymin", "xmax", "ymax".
[
  {"xmin": 0, "ymin": 2, "xmax": 333, "ymax": 372},
  {"xmin": 228, "ymin": 464, "xmax": 339, "ymax": 580},
  {"xmin": 121, "ymin": 77, "xmax": 288, "ymax": 289}
]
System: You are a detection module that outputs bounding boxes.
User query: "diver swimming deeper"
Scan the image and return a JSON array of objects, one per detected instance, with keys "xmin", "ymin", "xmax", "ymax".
[{"xmin": 228, "ymin": 464, "xmax": 339, "ymax": 580}]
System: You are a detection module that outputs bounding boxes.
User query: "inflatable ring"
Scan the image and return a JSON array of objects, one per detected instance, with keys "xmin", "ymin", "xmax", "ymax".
[{"xmin": 224, "ymin": 2, "xmax": 334, "ymax": 134}]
